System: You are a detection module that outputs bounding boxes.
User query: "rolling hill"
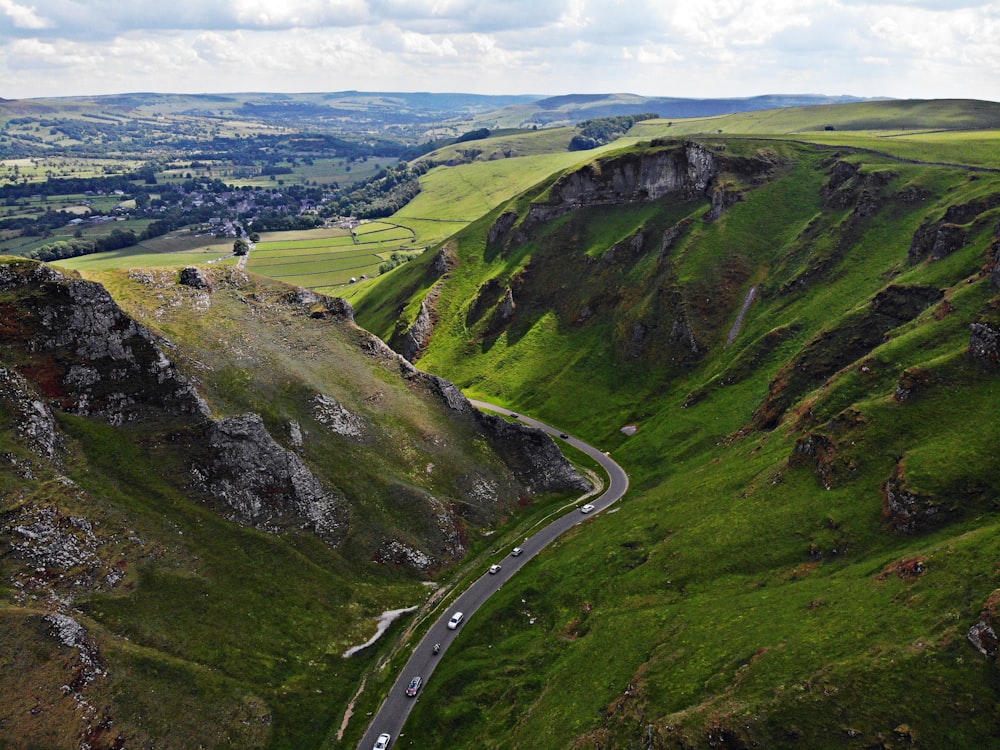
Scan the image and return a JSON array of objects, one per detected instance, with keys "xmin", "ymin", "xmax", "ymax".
[
  {"xmin": 3, "ymin": 95, "xmax": 1000, "ymax": 749},
  {"xmin": 353, "ymin": 109, "xmax": 1000, "ymax": 748}
]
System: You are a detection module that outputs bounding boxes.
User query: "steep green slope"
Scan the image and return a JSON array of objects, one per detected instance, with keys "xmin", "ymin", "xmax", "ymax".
[
  {"xmin": 0, "ymin": 260, "xmax": 589, "ymax": 749},
  {"xmin": 355, "ymin": 135, "xmax": 1000, "ymax": 747}
]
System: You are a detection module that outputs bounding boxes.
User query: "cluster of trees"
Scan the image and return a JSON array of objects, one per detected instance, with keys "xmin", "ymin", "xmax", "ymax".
[
  {"xmin": 26, "ymin": 228, "xmax": 138, "ymax": 262},
  {"xmin": 248, "ymin": 213, "xmax": 322, "ymax": 232},
  {"xmin": 569, "ymin": 113, "xmax": 659, "ymax": 151},
  {"xmin": 322, "ymin": 162, "xmax": 429, "ymax": 219},
  {"xmin": 378, "ymin": 251, "xmax": 418, "ymax": 275}
]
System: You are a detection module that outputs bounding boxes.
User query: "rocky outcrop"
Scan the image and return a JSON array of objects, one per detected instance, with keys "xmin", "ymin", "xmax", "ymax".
[
  {"xmin": 179, "ymin": 266, "xmax": 210, "ymax": 289},
  {"xmin": 909, "ymin": 195, "xmax": 1000, "ymax": 262},
  {"xmin": 707, "ymin": 187, "xmax": 744, "ymax": 220},
  {"xmin": 525, "ymin": 143, "xmax": 718, "ymax": 227},
  {"xmin": 429, "ymin": 244, "xmax": 456, "ymax": 278},
  {"xmin": 970, "ymin": 322, "xmax": 1000, "ymax": 363},
  {"xmin": 0, "ymin": 365, "xmax": 62, "ymax": 462},
  {"xmin": 472, "ymin": 410, "xmax": 592, "ymax": 494},
  {"xmin": 492, "ymin": 287, "xmax": 516, "ymax": 327},
  {"xmin": 823, "ymin": 163, "xmax": 896, "ymax": 216},
  {"xmin": 789, "ymin": 433, "xmax": 837, "ymax": 490},
  {"xmin": 750, "ymin": 286, "xmax": 942, "ymax": 431},
  {"xmin": 312, "ymin": 393, "xmax": 367, "ymax": 438},
  {"xmin": 398, "ymin": 296, "xmax": 435, "ymax": 362},
  {"xmin": 488, "ymin": 210, "xmax": 519, "ymax": 250},
  {"xmin": 0, "ymin": 260, "xmax": 209, "ymax": 423},
  {"xmin": 969, "ymin": 590, "xmax": 1000, "ymax": 661},
  {"xmin": 356, "ymin": 328, "xmax": 589, "ymax": 494},
  {"xmin": 191, "ymin": 413, "xmax": 346, "ymax": 540},
  {"xmin": 882, "ymin": 459, "xmax": 949, "ymax": 534},
  {"xmin": 659, "ymin": 218, "xmax": 692, "ymax": 259}
]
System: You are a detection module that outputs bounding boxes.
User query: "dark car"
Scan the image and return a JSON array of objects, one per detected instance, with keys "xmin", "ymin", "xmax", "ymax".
[{"xmin": 405, "ymin": 675, "xmax": 422, "ymax": 697}]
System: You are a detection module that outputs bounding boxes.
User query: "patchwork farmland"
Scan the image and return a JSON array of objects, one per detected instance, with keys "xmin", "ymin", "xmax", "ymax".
[{"xmin": 247, "ymin": 221, "xmax": 420, "ymax": 292}]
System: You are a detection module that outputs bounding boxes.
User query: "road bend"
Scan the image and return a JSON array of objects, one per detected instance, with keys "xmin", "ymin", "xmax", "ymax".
[{"xmin": 356, "ymin": 400, "xmax": 629, "ymax": 749}]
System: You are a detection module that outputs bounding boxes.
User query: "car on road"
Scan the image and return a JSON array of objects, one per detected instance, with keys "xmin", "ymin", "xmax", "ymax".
[
  {"xmin": 405, "ymin": 676, "xmax": 422, "ymax": 697},
  {"xmin": 488, "ymin": 564, "xmax": 501, "ymax": 574},
  {"xmin": 510, "ymin": 413, "xmax": 519, "ymax": 418},
  {"xmin": 447, "ymin": 611, "xmax": 464, "ymax": 629},
  {"xmin": 374, "ymin": 733, "xmax": 391, "ymax": 750},
  {"xmin": 510, "ymin": 547, "xmax": 523, "ymax": 557},
  {"xmin": 580, "ymin": 504, "xmax": 596, "ymax": 514},
  {"xmin": 559, "ymin": 433, "xmax": 569, "ymax": 439}
]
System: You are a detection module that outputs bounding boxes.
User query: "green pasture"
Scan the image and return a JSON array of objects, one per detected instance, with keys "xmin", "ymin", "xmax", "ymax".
[
  {"xmin": 55, "ymin": 234, "xmax": 237, "ymax": 272},
  {"xmin": 246, "ymin": 220, "xmax": 419, "ymax": 289},
  {"xmin": 158, "ymin": 156, "xmax": 399, "ymax": 188}
]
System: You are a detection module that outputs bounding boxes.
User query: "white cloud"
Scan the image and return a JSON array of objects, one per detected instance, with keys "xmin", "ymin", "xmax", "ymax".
[
  {"xmin": 0, "ymin": 0, "xmax": 50, "ymax": 29},
  {"xmin": 0, "ymin": 0, "xmax": 998, "ymax": 100}
]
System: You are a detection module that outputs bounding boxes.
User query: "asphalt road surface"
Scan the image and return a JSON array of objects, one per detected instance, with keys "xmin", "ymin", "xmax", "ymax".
[{"xmin": 356, "ymin": 401, "xmax": 629, "ymax": 750}]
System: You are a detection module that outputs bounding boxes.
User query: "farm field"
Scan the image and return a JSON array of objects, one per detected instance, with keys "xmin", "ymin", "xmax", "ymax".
[
  {"xmin": 156, "ymin": 156, "xmax": 398, "ymax": 188},
  {"xmin": 248, "ymin": 220, "xmax": 421, "ymax": 291},
  {"xmin": 55, "ymin": 232, "xmax": 237, "ymax": 272}
]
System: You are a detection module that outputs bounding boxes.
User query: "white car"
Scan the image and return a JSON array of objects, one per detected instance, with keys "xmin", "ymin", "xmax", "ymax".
[
  {"xmin": 447, "ymin": 611, "xmax": 464, "ymax": 629},
  {"xmin": 510, "ymin": 547, "xmax": 523, "ymax": 557},
  {"xmin": 580, "ymin": 504, "xmax": 596, "ymax": 514},
  {"xmin": 488, "ymin": 564, "xmax": 501, "ymax": 574},
  {"xmin": 373, "ymin": 732, "xmax": 391, "ymax": 750}
]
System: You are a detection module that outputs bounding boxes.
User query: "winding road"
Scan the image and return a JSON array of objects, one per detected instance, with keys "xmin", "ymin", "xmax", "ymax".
[{"xmin": 356, "ymin": 401, "xmax": 629, "ymax": 749}]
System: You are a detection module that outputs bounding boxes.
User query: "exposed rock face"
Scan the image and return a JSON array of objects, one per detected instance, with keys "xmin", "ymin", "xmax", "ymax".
[
  {"xmin": 882, "ymin": 459, "xmax": 948, "ymax": 534},
  {"xmin": 707, "ymin": 187, "xmax": 744, "ymax": 220},
  {"xmin": 355, "ymin": 328, "xmax": 589, "ymax": 494},
  {"xmin": 0, "ymin": 365, "xmax": 62, "ymax": 462},
  {"xmin": 822, "ymin": 162, "xmax": 896, "ymax": 216},
  {"xmin": 909, "ymin": 195, "xmax": 1000, "ymax": 262},
  {"xmin": 429, "ymin": 245, "xmax": 456, "ymax": 278},
  {"xmin": 523, "ymin": 143, "xmax": 719, "ymax": 231},
  {"xmin": 751, "ymin": 285, "xmax": 942, "ymax": 431},
  {"xmin": 312, "ymin": 393, "xmax": 367, "ymax": 438},
  {"xmin": 660, "ymin": 219, "xmax": 692, "ymax": 259},
  {"xmin": 179, "ymin": 266, "xmax": 210, "ymax": 289},
  {"xmin": 789, "ymin": 433, "xmax": 837, "ymax": 489},
  {"xmin": 492, "ymin": 287, "xmax": 516, "ymax": 326},
  {"xmin": 471, "ymin": 411, "xmax": 592, "ymax": 494},
  {"xmin": 0, "ymin": 260, "xmax": 209, "ymax": 423},
  {"xmin": 970, "ymin": 322, "xmax": 1000, "ymax": 363},
  {"xmin": 398, "ymin": 296, "xmax": 435, "ymax": 362},
  {"xmin": 466, "ymin": 278, "xmax": 505, "ymax": 326},
  {"xmin": 488, "ymin": 210, "xmax": 519, "ymax": 250},
  {"xmin": 969, "ymin": 589, "xmax": 1000, "ymax": 661},
  {"xmin": 191, "ymin": 413, "xmax": 346, "ymax": 540}
]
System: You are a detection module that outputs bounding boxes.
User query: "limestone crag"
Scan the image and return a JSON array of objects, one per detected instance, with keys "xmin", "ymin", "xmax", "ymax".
[
  {"xmin": 397, "ymin": 295, "xmax": 436, "ymax": 362},
  {"xmin": 312, "ymin": 393, "xmax": 367, "ymax": 438},
  {"xmin": 970, "ymin": 322, "xmax": 1000, "ymax": 363},
  {"xmin": 358, "ymin": 324, "xmax": 589, "ymax": 494},
  {"xmin": 882, "ymin": 459, "xmax": 948, "ymax": 533},
  {"xmin": 472, "ymin": 410, "xmax": 592, "ymax": 495},
  {"xmin": 969, "ymin": 589, "xmax": 1000, "ymax": 662},
  {"xmin": 519, "ymin": 143, "xmax": 720, "ymax": 233},
  {"xmin": 191, "ymin": 413, "xmax": 346, "ymax": 540},
  {"xmin": 0, "ymin": 260, "xmax": 209, "ymax": 422},
  {"xmin": 0, "ymin": 364, "xmax": 62, "ymax": 462}
]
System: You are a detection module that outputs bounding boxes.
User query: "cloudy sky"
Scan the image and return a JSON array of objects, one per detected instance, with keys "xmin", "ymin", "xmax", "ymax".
[{"xmin": 1, "ymin": 0, "xmax": 998, "ymax": 101}]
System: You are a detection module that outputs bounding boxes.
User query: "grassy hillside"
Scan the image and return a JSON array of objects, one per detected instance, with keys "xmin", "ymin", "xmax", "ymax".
[
  {"xmin": 0, "ymin": 262, "xmax": 589, "ymax": 749},
  {"xmin": 354, "ymin": 131, "xmax": 1000, "ymax": 747}
]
